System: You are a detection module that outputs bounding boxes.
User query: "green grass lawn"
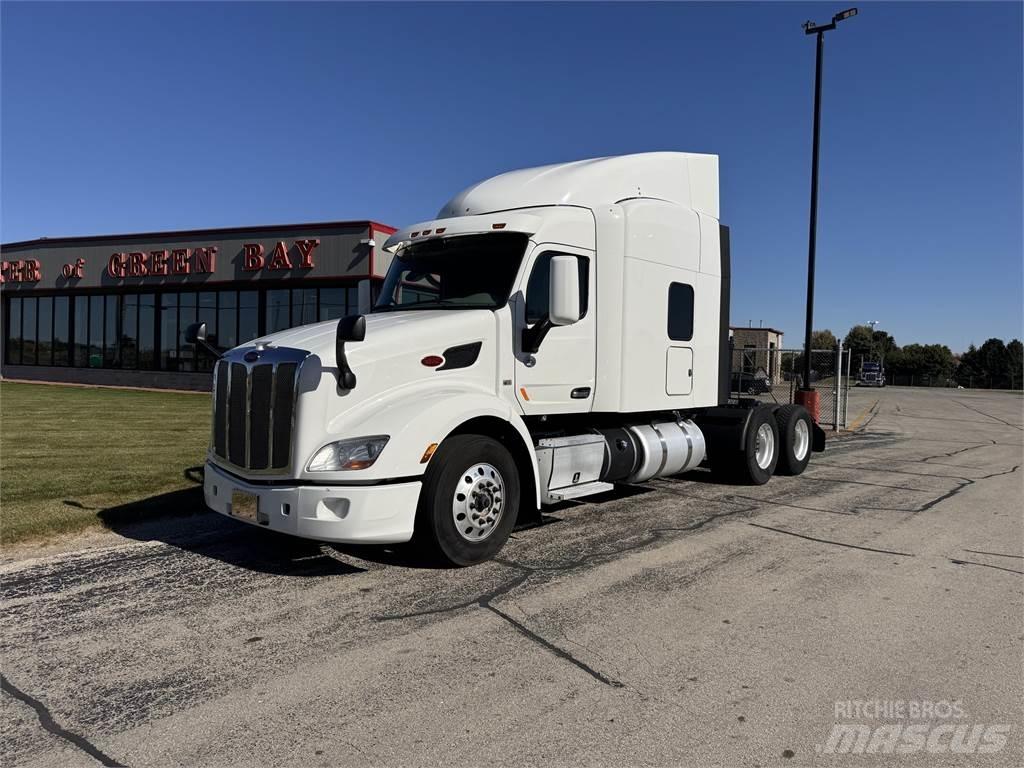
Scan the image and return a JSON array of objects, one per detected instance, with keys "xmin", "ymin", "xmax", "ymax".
[{"xmin": 1, "ymin": 382, "xmax": 211, "ymax": 544}]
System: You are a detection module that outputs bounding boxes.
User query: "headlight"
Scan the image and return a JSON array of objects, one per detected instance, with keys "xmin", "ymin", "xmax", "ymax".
[{"xmin": 307, "ymin": 436, "xmax": 389, "ymax": 471}]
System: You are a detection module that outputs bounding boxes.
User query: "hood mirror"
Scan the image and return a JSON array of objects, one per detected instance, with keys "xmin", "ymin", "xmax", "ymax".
[{"xmin": 336, "ymin": 314, "xmax": 366, "ymax": 390}]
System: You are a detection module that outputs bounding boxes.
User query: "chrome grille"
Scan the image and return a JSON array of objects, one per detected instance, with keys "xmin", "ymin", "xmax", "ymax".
[{"xmin": 212, "ymin": 348, "xmax": 307, "ymax": 473}]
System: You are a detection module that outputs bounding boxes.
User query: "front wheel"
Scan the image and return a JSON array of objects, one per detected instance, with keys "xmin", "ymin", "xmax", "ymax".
[{"xmin": 414, "ymin": 434, "xmax": 520, "ymax": 566}]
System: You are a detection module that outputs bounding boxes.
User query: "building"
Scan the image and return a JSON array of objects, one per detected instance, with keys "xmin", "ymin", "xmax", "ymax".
[
  {"xmin": 1, "ymin": 220, "xmax": 396, "ymax": 390},
  {"xmin": 730, "ymin": 325, "xmax": 785, "ymax": 381}
]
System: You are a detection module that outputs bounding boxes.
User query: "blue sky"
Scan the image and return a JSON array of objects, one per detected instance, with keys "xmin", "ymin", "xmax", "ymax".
[{"xmin": 2, "ymin": 2, "xmax": 1021, "ymax": 352}]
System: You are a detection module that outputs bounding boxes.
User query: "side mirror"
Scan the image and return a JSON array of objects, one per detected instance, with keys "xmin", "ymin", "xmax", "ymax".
[
  {"xmin": 336, "ymin": 314, "xmax": 366, "ymax": 390},
  {"xmin": 549, "ymin": 255, "xmax": 580, "ymax": 326},
  {"xmin": 185, "ymin": 321, "xmax": 220, "ymax": 359},
  {"xmin": 357, "ymin": 279, "xmax": 373, "ymax": 315},
  {"xmin": 185, "ymin": 321, "xmax": 207, "ymax": 344}
]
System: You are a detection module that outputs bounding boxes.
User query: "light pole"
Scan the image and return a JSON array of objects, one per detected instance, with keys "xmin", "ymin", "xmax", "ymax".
[{"xmin": 796, "ymin": 7, "xmax": 858, "ymax": 422}]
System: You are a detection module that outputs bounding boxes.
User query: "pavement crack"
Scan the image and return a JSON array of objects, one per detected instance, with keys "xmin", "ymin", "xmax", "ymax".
[
  {"xmin": 962, "ymin": 549, "xmax": 1023, "ymax": 560},
  {"xmin": 953, "ymin": 399, "xmax": 1024, "ymax": 431},
  {"xmin": 485, "ymin": 604, "xmax": 625, "ymax": 688},
  {"xmin": 1, "ymin": 674, "xmax": 125, "ymax": 767},
  {"xmin": 747, "ymin": 523, "xmax": 915, "ymax": 557},
  {"xmin": 948, "ymin": 558, "xmax": 1024, "ymax": 576}
]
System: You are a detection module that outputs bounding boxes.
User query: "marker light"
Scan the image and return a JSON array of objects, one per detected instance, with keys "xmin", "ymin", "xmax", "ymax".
[
  {"xmin": 307, "ymin": 436, "xmax": 389, "ymax": 471},
  {"xmin": 421, "ymin": 355, "xmax": 444, "ymax": 367}
]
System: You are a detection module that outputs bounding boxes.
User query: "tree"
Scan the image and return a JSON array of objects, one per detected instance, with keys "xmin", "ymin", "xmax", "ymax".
[
  {"xmin": 1007, "ymin": 340, "xmax": 1023, "ymax": 390},
  {"xmin": 810, "ymin": 329, "xmax": 837, "ymax": 351},
  {"xmin": 844, "ymin": 325, "xmax": 875, "ymax": 363},
  {"xmin": 978, "ymin": 338, "xmax": 1009, "ymax": 388}
]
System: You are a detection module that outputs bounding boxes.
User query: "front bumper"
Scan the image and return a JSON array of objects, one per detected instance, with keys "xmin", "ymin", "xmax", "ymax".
[{"xmin": 203, "ymin": 461, "xmax": 421, "ymax": 544}]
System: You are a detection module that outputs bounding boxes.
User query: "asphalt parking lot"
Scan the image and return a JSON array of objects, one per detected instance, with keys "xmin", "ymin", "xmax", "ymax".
[{"xmin": 2, "ymin": 387, "xmax": 1022, "ymax": 767}]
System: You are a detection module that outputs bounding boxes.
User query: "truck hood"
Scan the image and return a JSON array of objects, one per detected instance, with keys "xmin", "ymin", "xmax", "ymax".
[
  {"xmin": 241, "ymin": 310, "xmax": 499, "ymax": 445},
  {"xmin": 248, "ymin": 310, "xmax": 495, "ymax": 374}
]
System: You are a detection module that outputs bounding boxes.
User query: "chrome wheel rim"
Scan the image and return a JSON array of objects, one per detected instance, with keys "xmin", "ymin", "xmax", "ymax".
[
  {"xmin": 755, "ymin": 423, "xmax": 775, "ymax": 470},
  {"xmin": 793, "ymin": 419, "xmax": 810, "ymax": 461},
  {"xmin": 452, "ymin": 463, "xmax": 505, "ymax": 542}
]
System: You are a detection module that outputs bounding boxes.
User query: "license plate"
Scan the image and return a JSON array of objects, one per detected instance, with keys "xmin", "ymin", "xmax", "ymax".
[{"xmin": 231, "ymin": 490, "xmax": 259, "ymax": 522}]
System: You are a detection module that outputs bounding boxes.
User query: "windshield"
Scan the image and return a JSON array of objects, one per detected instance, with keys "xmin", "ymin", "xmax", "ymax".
[{"xmin": 375, "ymin": 232, "xmax": 529, "ymax": 312}]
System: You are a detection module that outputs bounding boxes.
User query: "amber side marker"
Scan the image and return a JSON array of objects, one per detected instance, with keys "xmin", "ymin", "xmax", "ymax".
[
  {"xmin": 420, "ymin": 443, "xmax": 439, "ymax": 463},
  {"xmin": 519, "ymin": 387, "xmax": 530, "ymax": 401}
]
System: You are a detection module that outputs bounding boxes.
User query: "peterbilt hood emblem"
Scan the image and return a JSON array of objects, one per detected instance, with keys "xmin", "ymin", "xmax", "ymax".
[{"xmin": 244, "ymin": 350, "xmax": 261, "ymax": 363}]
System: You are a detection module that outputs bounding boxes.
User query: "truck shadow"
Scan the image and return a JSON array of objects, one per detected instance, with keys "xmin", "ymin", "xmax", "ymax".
[{"xmin": 94, "ymin": 470, "xmax": 365, "ymax": 577}]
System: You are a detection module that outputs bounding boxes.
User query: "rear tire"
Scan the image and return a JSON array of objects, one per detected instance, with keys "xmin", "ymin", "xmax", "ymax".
[
  {"xmin": 414, "ymin": 434, "xmax": 520, "ymax": 566},
  {"xmin": 709, "ymin": 406, "xmax": 779, "ymax": 485},
  {"xmin": 774, "ymin": 404, "xmax": 812, "ymax": 476}
]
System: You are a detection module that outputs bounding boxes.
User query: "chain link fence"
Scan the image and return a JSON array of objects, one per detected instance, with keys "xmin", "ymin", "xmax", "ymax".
[{"xmin": 729, "ymin": 344, "xmax": 852, "ymax": 430}]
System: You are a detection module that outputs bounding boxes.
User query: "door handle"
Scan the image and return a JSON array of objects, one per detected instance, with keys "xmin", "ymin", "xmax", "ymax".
[{"xmin": 570, "ymin": 387, "xmax": 591, "ymax": 399}]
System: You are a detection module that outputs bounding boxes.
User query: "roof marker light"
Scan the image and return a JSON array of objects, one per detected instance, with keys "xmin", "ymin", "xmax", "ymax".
[
  {"xmin": 492, "ymin": 223, "xmax": 506, "ymax": 230},
  {"xmin": 411, "ymin": 231, "xmax": 420, "ymax": 237},
  {"xmin": 435, "ymin": 227, "xmax": 446, "ymax": 234}
]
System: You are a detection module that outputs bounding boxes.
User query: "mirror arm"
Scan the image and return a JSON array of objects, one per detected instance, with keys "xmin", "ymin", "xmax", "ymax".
[
  {"xmin": 184, "ymin": 322, "xmax": 221, "ymax": 359},
  {"xmin": 522, "ymin": 315, "xmax": 553, "ymax": 355},
  {"xmin": 195, "ymin": 339, "xmax": 221, "ymax": 359}
]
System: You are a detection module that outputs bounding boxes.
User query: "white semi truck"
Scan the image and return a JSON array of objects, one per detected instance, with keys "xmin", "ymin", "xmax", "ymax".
[{"xmin": 190, "ymin": 152, "xmax": 824, "ymax": 565}]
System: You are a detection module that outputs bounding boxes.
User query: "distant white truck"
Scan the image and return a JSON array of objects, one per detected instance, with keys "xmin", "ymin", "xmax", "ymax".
[{"xmin": 189, "ymin": 152, "xmax": 824, "ymax": 565}]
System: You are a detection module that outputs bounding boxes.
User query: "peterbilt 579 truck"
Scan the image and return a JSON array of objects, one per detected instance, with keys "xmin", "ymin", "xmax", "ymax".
[{"xmin": 190, "ymin": 152, "xmax": 824, "ymax": 565}]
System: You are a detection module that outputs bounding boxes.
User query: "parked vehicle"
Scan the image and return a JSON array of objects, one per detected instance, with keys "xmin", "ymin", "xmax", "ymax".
[
  {"xmin": 856, "ymin": 361, "xmax": 885, "ymax": 387},
  {"xmin": 189, "ymin": 152, "xmax": 824, "ymax": 565},
  {"xmin": 731, "ymin": 370, "xmax": 773, "ymax": 394}
]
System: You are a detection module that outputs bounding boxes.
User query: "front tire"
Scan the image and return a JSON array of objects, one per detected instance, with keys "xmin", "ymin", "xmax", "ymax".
[
  {"xmin": 414, "ymin": 434, "xmax": 520, "ymax": 566},
  {"xmin": 774, "ymin": 404, "xmax": 812, "ymax": 476}
]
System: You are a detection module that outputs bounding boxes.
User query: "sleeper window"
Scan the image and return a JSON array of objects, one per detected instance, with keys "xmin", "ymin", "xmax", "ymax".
[{"xmin": 667, "ymin": 282, "xmax": 694, "ymax": 341}]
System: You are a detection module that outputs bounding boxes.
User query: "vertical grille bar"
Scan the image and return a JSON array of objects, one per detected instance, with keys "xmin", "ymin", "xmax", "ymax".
[
  {"xmin": 228, "ymin": 363, "xmax": 248, "ymax": 466},
  {"xmin": 272, "ymin": 362, "xmax": 298, "ymax": 469},
  {"xmin": 248, "ymin": 364, "xmax": 273, "ymax": 469},
  {"xmin": 213, "ymin": 360, "xmax": 228, "ymax": 458}
]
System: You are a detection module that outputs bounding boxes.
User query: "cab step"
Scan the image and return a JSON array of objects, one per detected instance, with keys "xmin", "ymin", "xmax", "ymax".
[{"xmin": 548, "ymin": 481, "xmax": 614, "ymax": 502}]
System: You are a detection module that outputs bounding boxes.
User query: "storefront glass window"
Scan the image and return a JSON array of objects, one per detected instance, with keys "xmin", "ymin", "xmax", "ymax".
[
  {"xmin": 121, "ymin": 295, "xmax": 138, "ymax": 369},
  {"xmin": 266, "ymin": 289, "xmax": 289, "ymax": 334},
  {"xmin": 292, "ymin": 288, "xmax": 317, "ymax": 328},
  {"xmin": 160, "ymin": 293, "xmax": 178, "ymax": 370},
  {"xmin": 37, "ymin": 297, "xmax": 53, "ymax": 367},
  {"xmin": 88, "ymin": 296, "xmax": 103, "ymax": 368},
  {"xmin": 139, "ymin": 294, "xmax": 156, "ymax": 369},
  {"xmin": 319, "ymin": 288, "xmax": 348, "ymax": 321},
  {"xmin": 7, "ymin": 297, "xmax": 22, "ymax": 364},
  {"xmin": 104, "ymin": 295, "xmax": 119, "ymax": 367},
  {"xmin": 53, "ymin": 296, "xmax": 69, "ymax": 366},
  {"xmin": 239, "ymin": 291, "xmax": 258, "ymax": 344},
  {"xmin": 177, "ymin": 293, "xmax": 197, "ymax": 372},
  {"xmin": 217, "ymin": 291, "xmax": 237, "ymax": 351},
  {"xmin": 74, "ymin": 296, "xmax": 89, "ymax": 366},
  {"xmin": 22, "ymin": 297, "xmax": 37, "ymax": 366}
]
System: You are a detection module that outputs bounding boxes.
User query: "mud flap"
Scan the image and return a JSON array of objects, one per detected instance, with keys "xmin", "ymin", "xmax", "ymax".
[{"xmin": 812, "ymin": 422, "xmax": 827, "ymax": 452}]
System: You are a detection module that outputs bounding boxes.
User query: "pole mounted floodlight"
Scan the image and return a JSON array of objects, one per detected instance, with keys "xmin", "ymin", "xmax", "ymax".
[{"xmin": 796, "ymin": 7, "xmax": 858, "ymax": 422}]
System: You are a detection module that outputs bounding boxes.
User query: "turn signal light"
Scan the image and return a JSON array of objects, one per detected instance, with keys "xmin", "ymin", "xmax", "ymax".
[{"xmin": 420, "ymin": 443, "xmax": 439, "ymax": 463}]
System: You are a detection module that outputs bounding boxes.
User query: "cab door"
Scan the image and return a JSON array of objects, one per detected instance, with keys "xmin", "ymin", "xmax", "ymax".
[{"xmin": 513, "ymin": 245, "xmax": 596, "ymax": 414}]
